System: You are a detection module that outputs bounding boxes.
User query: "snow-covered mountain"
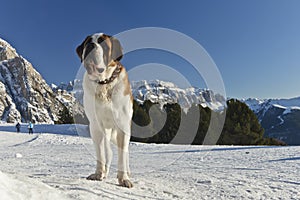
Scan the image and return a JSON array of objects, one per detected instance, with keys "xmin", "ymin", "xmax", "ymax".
[
  {"xmin": 51, "ymin": 81, "xmax": 74, "ymax": 93},
  {"xmin": 243, "ymin": 97, "xmax": 300, "ymax": 114},
  {"xmin": 242, "ymin": 97, "xmax": 300, "ymax": 145},
  {"xmin": 131, "ymin": 80, "xmax": 226, "ymax": 111},
  {"xmin": 0, "ymin": 38, "xmax": 83, "ymax": 123},
  {"xmin": 52, "ymin": 79, "xmax": 84, "ymax": 106}
]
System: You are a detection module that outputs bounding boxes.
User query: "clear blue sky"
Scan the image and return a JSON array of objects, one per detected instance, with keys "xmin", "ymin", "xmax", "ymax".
[{"xmin": 1, "ymin": 0, "xmax": 300, "ymax": 99}]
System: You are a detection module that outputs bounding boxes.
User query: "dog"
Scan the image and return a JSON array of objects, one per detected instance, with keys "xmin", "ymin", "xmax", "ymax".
[{"xmin": 76, "ymin": 33, "xmax": 133, "ymax": 188}]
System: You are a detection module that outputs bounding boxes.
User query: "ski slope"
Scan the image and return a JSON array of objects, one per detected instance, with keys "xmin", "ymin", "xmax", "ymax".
[{"xmin": 0, "ymin": 125, "xmax": 299, "ymax": 200}]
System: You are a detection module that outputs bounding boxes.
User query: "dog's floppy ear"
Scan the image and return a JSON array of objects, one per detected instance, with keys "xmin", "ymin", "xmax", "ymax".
[
  {"xmin": 76, "ymin": 36, "xmax": 91, "ymax": 62},
  {"xmin": 110, "ymin": 36, "xmax": 123, "ymax": 61}
]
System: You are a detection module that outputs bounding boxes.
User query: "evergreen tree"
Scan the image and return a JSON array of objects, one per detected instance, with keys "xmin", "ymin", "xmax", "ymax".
[
  {"xmin": 56, "ymin": 106, "xmax": 74, "ymax": 124},
  {"xmin": 192, "ymin": 105, "xmax": 211, "ymax": 145},
  {"xmin": 218, "ymin": 99, "xmax": 265, "ymax": 145}
]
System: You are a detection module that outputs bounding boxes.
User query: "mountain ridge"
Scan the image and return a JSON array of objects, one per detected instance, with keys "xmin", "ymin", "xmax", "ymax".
[
  {"xmin": 0, "ymin": 38, "xmax": 84, "ymax": 124},
  {"xmin": 242, "ymin": 97, "xmax": 300, "ymax": 145},
  {"xmin": 131, "ymin": 79, "xmax": 226, "ymax": 112}
]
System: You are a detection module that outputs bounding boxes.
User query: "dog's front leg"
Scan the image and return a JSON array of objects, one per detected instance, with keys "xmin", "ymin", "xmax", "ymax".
[
  {"xmin": 104, "ymin": 130, "xmax": 113, "ymax": 178},
  {"xmin": 87, "ymin": 125, "xmax": 107, "ymax": 181}
]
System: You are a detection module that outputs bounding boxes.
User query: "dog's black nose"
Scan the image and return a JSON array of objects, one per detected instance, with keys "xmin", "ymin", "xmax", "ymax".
[{"xmin": 97, "ymin": 68, "xmax": 105, "ymax": 73}]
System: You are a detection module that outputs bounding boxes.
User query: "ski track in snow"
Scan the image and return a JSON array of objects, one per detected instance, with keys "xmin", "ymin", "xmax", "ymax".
[{"xmin": 0, "ymin": 129, "xmax": 299, "ymax": 200}]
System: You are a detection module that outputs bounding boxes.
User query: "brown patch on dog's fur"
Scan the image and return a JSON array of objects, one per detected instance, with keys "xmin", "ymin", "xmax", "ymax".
[
  {"xmin": 108, "ymin": 60, "xmax": 117, "ymax": 67},
  {"xmin": 122, "ymin": 67, "xmax": 133, "ymax": 103},
  {"xmin": 98, "ymin": 34, "xmax": 122, "ymax": 66}
]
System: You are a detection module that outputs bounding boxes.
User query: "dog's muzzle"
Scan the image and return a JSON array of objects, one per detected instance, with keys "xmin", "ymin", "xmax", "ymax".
[{"xmin": 83, "ymin": 44, "xmax": 105, "ymax": 75}]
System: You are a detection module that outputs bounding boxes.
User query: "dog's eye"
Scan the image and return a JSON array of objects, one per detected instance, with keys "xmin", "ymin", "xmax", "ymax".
[
  {"xmin": 97, "ymin": 37, "xmax": 104, "ymax": 44},
  {"xmin": 84, "ymin": 37, "xmax": 92, "ymax": 46}
]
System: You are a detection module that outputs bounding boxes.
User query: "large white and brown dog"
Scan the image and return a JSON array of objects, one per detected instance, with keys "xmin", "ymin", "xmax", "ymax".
[{"xmin": 76, "ymin": 33, "xmax": 133, "ymax": 188}]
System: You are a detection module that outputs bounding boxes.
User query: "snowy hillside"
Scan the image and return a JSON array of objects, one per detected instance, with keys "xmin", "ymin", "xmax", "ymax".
[
  {"xmin": 242, "ymin": 97, "xmax": 300, "ymax": 145},
  {"xmin": 0, "ymin": 126, "xmax": 299, "ymax": 199},
  {"xmin": 0, "ymin": 38, "xmax": 84, "ymax": 124}
]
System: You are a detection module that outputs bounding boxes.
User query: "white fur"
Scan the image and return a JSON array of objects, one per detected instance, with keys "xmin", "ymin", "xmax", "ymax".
[{"xmin": 82, "ymin": 34, "xmax": 133, "ymax": 187}]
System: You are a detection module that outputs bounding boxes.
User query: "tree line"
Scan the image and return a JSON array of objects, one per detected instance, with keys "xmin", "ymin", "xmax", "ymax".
[
  {"xmin": 131, "ymin": 99, "xmax": 286, "ymax": 145},
  {"xmin": 57, "ymin": 98, "xmax": 286, "ymax": 145}
]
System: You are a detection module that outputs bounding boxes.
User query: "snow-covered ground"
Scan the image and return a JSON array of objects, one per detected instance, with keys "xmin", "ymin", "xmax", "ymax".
[{"xmin": 0, "ymin": 124, "xmax": 299, "ymax": 200}]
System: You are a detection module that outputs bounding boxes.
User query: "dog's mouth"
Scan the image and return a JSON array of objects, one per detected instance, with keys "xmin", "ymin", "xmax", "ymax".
[
  {"xmin": 84, "ymin": 61, "xmax": 105, "ymax": 73},
  {"xmin": 83, "ymin": 51, "xmax": 107, "ymax": 81},
  {"xmin": 83, "ymin": 61, "xmax": 105, "ymax": 79}
]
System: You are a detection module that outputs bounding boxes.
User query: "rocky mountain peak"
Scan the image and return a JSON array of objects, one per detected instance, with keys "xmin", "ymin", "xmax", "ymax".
[
  {"xmin": 0, "ymin": 38, "xmax": 18, "ymax": 61},
  {"xmin": 0, "ymin": 38, "xmax": 83, "ymax": 124},
  {"xmin": 131, "ymin": 79, "xmax": 226, "ymax": 111}
]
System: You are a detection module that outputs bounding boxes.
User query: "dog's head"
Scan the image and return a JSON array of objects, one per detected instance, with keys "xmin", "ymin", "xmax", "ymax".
[{"xmin": 76, "ymin": 33, "xmax": 123, "ymax": 81}]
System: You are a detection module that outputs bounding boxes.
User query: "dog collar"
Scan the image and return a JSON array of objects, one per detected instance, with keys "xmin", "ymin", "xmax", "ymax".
[{"xmin": 95, "ymin": 64, "xmax": 122, "ymax": 85}]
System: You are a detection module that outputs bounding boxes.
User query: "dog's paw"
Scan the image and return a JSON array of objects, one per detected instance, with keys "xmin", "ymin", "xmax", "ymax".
[
  {"xmin": 118, "ymin": 179, "xmax": 133, "ymax": 188},
  {"xmin": 86, "ymin": 173, "xmax": 105, "ymax": 181}
]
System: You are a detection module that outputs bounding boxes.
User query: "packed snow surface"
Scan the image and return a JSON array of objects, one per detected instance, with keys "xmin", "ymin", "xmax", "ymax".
[{"xmin": 0, "ymin": 124, "xmax": 299, "ymax": 200}]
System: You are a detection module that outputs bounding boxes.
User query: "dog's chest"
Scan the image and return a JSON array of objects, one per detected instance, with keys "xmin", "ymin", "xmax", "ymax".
[
  {"xmin": 83, "ymin": 72, "xmax": 132, "ymax": 127},
  {"xmin": 95, "ymin": 84, "xmax": 114, "ymax": 102}
]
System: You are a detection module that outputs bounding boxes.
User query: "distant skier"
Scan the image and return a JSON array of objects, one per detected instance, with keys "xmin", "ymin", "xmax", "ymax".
[
  {"xmin": 28, "ymin": 122, "xmax": 34, "ymax": 134},
  {"xmin": 16, "ymin": 122, "xmax": 21, "ymax": 133}
]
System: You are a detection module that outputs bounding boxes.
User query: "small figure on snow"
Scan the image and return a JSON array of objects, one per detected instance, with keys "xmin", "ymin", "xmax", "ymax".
[
  {"xmin": 16, "ymin": 122, "xmax": 21, "ymax": 133},
  {"xmin": 28, "ymin": 122, "xmax": 34, "ymax": 134}
]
